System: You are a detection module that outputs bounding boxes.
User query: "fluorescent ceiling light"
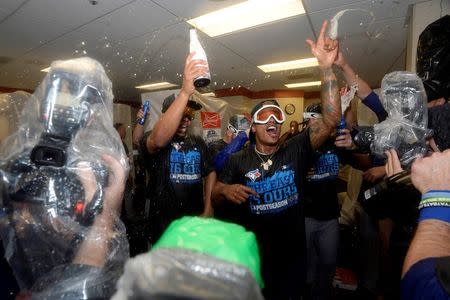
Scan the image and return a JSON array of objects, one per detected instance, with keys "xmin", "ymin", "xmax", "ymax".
[
  {"xmin": 258, "ymin": 57, "xmax": 318, "ymax": 73},
  {"xmin": 41, "ymin": 67, "xmax": 51, "ymax": 72},
  {"xmin": 285, "ymin": 81, "xmax": 321, "ymax": 88},
  {"xmin": 187, "ymin": 0, "xmax": 305, "ymax": 37},
  {"xmin": 135, "ymin": 82, "xmax": 177, "ymax": 90}
]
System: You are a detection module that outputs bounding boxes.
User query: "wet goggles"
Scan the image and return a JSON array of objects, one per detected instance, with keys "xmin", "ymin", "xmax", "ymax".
[
  {"xmin": 183, "ymin": 107, "xmax": 196, "ymax": 121},
  {"xmin": 252, "ymin": 105, "xmax": 286, "ymax": 124},
  {"xmin": 227, "ymin": 124, "xmax": 246, "ymax": 136}
]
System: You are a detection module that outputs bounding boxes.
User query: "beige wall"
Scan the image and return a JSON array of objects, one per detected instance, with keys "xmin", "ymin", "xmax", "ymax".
[{"xmin": 406, "ymin": 0, "xmax": 450, "ymax": 72}]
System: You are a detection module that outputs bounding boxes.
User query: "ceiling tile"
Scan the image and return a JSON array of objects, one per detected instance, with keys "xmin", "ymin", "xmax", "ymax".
[
  {"xmin": 151, "ymin": 0, "xmax": 246, "ymax": 19},
  {"xmin": 0, "ymin": 0, "xmax": 27, "ymax": 13},
  {"xmin": 303, "ymin": 0, "xmax": 362, "ymax": 13},
  {"xmin": 216, "ymin": 15, "xmax": 315, "ymax": 66},
  {"xmin": 0, "ymin": 0, "xmax": 132, "ymax": 57}
]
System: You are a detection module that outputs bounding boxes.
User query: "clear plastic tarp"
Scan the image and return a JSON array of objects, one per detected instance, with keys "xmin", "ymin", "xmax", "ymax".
[
  {"xmin": 0, "ymin": 57, "xmax": 129, "ymax": 299},
  {"xmin": 112, "ymin": 248, "xmax": 264, "ymax": 300},
  {"xmin": 371, "ymin": 71, "xmax": 431, "ymax": 167}
]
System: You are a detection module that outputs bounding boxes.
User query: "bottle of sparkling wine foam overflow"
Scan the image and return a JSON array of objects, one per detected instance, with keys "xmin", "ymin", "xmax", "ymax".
[{"xmin": 189, "ymin": 29, "xmax": 211, "ymax": 88}]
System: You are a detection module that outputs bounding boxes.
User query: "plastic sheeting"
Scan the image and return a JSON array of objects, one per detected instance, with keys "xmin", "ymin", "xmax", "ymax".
[
  {"xmin": 0, "ymin": 57, "xmax": 129, "ymax": 298},
  {"xmin": 153, "ymin": 216, "xmax": 262, "ymax": 287},
  {"xmin": 371, "ymin": 71, "xmax": 431, "ymax": 167},
  {"xmin": 416, "ymin": 15, "xmax": 450, "ymax": 102},
  {"xmin": 113, "ymin": 216, "xmax": 263, "ymax": 300},
  {"xmin": 112, "ymin": 248, "xmax": 264, "ymax": 300}
]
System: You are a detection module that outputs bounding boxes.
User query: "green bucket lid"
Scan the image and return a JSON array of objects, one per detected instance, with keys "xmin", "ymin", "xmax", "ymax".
[{"xmin": 153, "ymin": 216, "xmax": 263, "ymax": 287}]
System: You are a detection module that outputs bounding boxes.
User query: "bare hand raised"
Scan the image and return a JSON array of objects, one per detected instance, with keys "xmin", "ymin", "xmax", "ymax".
[{"xmin": 306, "ymin": 20, "xmax": 338, "ymax": 68}]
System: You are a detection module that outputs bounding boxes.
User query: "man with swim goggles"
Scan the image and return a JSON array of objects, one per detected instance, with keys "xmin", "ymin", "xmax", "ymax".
[{"xmin": 212, "ymin": 20, "xmax": 342, "ymax": 300}]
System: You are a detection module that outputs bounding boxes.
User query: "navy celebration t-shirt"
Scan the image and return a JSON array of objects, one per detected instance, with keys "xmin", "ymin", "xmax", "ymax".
[
  {"xmin": 218, "ymin": 131, "xmax": 313, "ymax": 290},
  {"xmin": 142, "ymin": 132, "xmax": 213, "ymax": 242}
]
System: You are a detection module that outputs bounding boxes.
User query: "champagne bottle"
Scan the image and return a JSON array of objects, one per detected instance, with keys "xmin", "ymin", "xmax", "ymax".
[
  {"xmin": 362, "ymin": 170, "xmax": 412, "ymax": 203},
  {"xmin": 189, "ymin": 29, "xmax": 211, "ymax": 88}
]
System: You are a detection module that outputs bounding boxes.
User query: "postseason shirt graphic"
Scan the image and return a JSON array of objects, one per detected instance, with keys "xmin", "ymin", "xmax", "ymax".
[
  {"xmin": 169, "ymin": 147, "xmax": 202, "ymax": 183},
  {"xmin": 246, "ymin": 168, "xmax": 298, "ymax": 215},
  {"xmin": 308, "ymin": 151, "xmax": 339, "ymax": 182}
]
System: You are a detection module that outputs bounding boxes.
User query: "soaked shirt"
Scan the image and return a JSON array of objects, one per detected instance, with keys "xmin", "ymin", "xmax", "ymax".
[
  {"xmin": 142, "ymin": 132, "xmax": 213, "ymax": 242},
  {"xmin": 219, "ymin": 131, "xmax": 312, "ymax": 289}
]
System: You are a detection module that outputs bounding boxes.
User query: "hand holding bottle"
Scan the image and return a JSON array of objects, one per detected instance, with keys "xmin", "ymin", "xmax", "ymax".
[
  {"xmin": 189, "ymin": 29, "xmax": 211, "ymax": 87},
  {"xmin": 180, "ymin": 52, "xmax": 208, "ymax": 98}
]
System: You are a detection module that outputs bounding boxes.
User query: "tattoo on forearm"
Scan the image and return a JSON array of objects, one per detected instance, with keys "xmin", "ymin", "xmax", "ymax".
[{"xmin": 309, "ymin": 67, "xmax": 341, "ymax": 149}]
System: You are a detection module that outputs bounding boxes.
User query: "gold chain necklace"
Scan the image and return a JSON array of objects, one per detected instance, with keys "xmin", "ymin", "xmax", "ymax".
[{"xmin": 254, "ymin": 147, "xmax": 277, "ymax": 171}]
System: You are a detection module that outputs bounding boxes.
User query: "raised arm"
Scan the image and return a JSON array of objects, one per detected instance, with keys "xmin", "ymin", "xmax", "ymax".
[
  {"xmin": 146, "ymin": 53, "xmax": 208, "ymax": 153},
  {"xmin": 334, "ymin": 50, "xmax": 387, "ymax": 122},
  {"xmin": 306, "ymin": 20, "xmax": 341, "ymax": 150},
  {"xmin": 334, "ymin": 50, "xmax": 372, "ymax": 99}
]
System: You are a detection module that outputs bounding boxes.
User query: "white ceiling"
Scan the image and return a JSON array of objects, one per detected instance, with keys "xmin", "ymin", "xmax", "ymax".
[{"xmin": 0, "ymin": 0, "xmax": 423, "ymax": 102}]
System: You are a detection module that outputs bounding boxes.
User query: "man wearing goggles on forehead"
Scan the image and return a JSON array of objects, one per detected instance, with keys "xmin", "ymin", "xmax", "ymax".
[
  {"xmin": 140, "ymin": 53, "xmax": 215, "ymax": 247},
  {"xmin": 213, "ymin": 20, "xmax": 341, "ymax": 300}
]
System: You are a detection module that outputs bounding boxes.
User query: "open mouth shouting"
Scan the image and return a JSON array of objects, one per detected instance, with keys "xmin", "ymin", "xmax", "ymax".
[{"xmin": 265, "ymin": 123, "xmax": 280, "ymax": 140}]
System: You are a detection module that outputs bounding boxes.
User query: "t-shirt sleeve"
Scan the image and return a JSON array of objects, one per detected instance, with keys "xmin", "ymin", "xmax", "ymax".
[
  {"xmin": 401, "ymin": 257, "xmax": 450, "ymax": 300},
  {"xmin": 218, "ymin": 153, "xmax": 239, "ymax": 184},
  {"xmin": 362, "ymin": 91, "xmax": 388, "ymax": 122}
]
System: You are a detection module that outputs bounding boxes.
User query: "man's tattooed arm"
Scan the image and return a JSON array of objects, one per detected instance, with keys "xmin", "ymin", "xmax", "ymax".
[{"xmin": 309, "ymin": 67, "xmax": 341, "ymax": 149}]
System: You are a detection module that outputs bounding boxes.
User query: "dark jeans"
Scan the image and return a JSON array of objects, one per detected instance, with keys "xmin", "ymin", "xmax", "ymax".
[{"xmin": 305, "ymin": 218, "xmax": 339, "ymax": 300}]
